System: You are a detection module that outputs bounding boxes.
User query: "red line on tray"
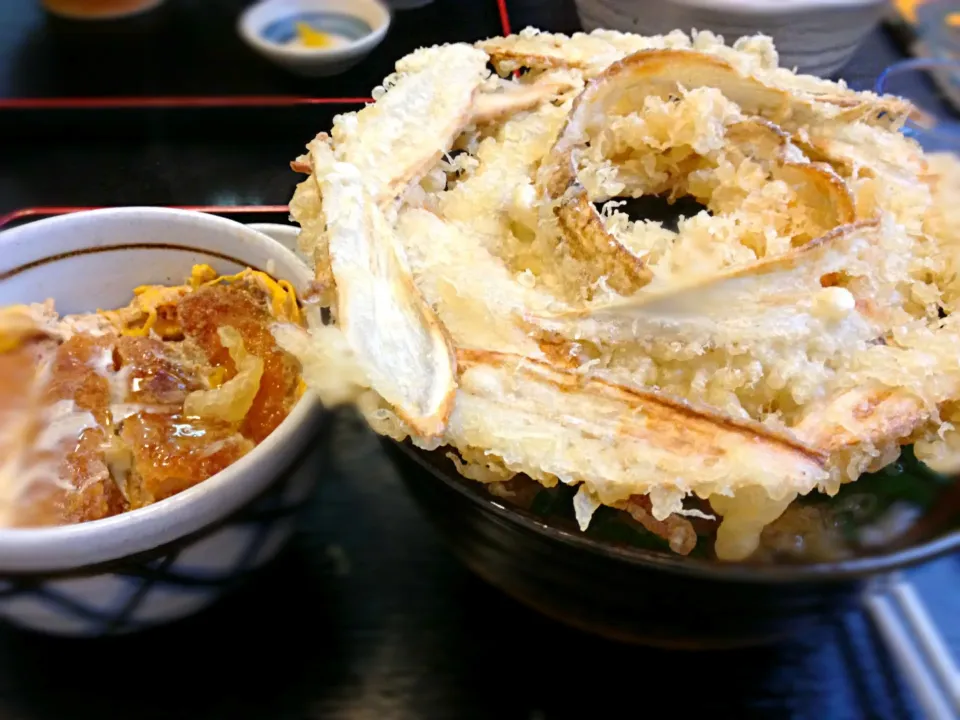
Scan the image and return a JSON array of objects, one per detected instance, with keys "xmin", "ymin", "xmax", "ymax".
[
  {"xmin": 496, "ymin": 0, "xmax": 512, "ymax": 35},
  {"xmin": 0, "ymin": 96, "xmax": 371, "ymax": 110},
  {"xmin": 0, "ymin": 205, "xmax": 290, "ymax": 229}
]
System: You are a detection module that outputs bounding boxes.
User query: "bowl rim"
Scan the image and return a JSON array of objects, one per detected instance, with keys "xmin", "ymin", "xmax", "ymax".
[
  {"xmin": 390, "ymin": 438, "xmax": 960, "ymax": 584},
  {"xmin": 238, "ymin": 0, "xmax": 391, "ymax": 61},
  {"xmin": 0, "ymin": 207, "xmax": 324, "ymax": 573}
]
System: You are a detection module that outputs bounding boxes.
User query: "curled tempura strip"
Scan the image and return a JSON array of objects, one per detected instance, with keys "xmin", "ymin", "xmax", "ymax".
[
  {"xmin": 534, "ymin": 50, "xmax": 857, "ymax": 298},
  {"xmin": 469, "ymin": 70, "xmax": 580, "ymax": 126},
  {"xmin": 334, "ymin": 44, "xmax": 491, "ymax": 202},
  {"xmin": 313, "ymin": 142, "xmax": 457, "ymax": 438},
  {"xmin": 440, "ymin": 350, "xmax": 827, "ymax": 553},
  {"xmin": 183, "ymin": 326, "xmax": 264, "ymax": 424},
  {"xmin": 480, "ymin": 29, "xmax": 913, "ymax": 124},
  {"xmin": 724, "ymin": 119, "xmax": 856, "ymax": 234},
  {"xmin": 396, "ymin": 208, "xmax": 564, "ymax": 359},
  {"xmin": 528, "ymin": 221, "xmax": 878, "ymax": 346},
  {"xmin": 291, "ymin": 46, "xmax": 492, "ymax": 305}
]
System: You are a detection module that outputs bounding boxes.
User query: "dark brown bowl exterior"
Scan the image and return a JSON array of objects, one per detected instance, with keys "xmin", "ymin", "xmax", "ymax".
[{"xmin": 381, "ymin": 437, "xmax": 959, "ymax": 649}]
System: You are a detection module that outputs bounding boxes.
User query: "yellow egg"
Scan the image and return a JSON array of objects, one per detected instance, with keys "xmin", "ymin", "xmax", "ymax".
[{"xmin": 295, "ymin": 22, "xmax": 335, "ymax": 48}]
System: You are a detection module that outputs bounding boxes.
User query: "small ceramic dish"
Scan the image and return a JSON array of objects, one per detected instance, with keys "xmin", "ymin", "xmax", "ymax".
[
  {"xmin": 238, "ymin": 0, "xmax": 391, "ymax": 77},
  {"xmin": 0, "ymin": 207, "xmax": 327, "ymax": 636},
  {"xmin": 383, "ymin": 440, "xmax": 960, "ymax": 649},
  {"xmin": 573, "ymin": 0, "xmax": 886, "ymax": 77}
]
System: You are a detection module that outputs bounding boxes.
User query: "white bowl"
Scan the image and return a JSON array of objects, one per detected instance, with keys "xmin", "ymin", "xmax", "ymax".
[
  {"xmin": 574, "ymin": 0, "xmax": 887, "ymax": 77},
  {"xmin": 238, "ymin": 0, "xmax": 391, "ymax": 78},
  {"xmin": 0, "ymin": 207, "xmax": 326, "ymax": 635}
]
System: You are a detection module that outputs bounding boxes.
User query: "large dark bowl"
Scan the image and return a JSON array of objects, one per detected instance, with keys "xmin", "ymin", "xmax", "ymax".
[{"xmin": 382, "ymin": 438, "xmax": 960, "ymax": 650}]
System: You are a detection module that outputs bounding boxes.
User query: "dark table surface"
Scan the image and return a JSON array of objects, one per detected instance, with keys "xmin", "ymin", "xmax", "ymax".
[{"xmin": 0, "ymin": 1, "xmax": 947, "ymax": 718}]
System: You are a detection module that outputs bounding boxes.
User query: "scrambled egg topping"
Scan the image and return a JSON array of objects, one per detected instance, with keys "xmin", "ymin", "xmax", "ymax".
[
  {"xmin": 95, "ymin": 264, "xmax": 301, "ymax": 341},
  {"xmin": 295, "ymin": 22, "xmax": 337, "ymax": 49}
]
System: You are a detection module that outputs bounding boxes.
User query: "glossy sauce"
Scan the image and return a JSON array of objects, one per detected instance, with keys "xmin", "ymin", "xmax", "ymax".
[{"xmin": 0, "ymin": 274, "xmax": 303, "ymax": 528}]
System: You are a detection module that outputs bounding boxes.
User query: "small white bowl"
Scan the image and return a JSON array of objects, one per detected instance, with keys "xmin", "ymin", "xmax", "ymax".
[
  {"xmin": 574, "ymin": 0, "xmax": 886, "ymax": 78},
  {"xmin": 0, "ymin": 207, "xmax": 326, "ymax": 636},
  {"xmin": 238, "ymin": 0, "xmax": 391, "ymax": 78}
]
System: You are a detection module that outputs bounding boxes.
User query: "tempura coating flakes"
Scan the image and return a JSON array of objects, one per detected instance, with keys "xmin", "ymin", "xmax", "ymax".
[{"xmin": 283, "ymin": 28, "xmax": 960, "ymax": 560}]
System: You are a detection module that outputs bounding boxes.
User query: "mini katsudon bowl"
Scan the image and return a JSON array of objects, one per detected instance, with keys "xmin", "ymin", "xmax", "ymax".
[
  {"xmin": 0, "ymin": 208, "xmax": 326, "ymax": 636},
  {"xmin": 383, "ymin": 440, "xmax": 960, "ymax": 649}
]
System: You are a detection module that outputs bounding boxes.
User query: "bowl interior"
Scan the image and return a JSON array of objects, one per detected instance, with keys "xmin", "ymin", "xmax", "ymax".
[
  {"xmin": 0, "ymin": 226, "xmax": 301, "ymax": 313},
  {"xmin": 394, "ymin": 440, "xmax": 960, "ymax": 583},
  {"xmin": 261, "ymin": 12, "xmax": 372, "ymax": 45},
  {"xmin": 0, "ymin": 208, "xmax": 322, "ymax": 573}
]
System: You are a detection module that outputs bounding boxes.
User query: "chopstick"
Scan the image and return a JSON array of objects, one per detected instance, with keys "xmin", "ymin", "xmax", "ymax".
[
  {"xmin": 890, "ymin": 581, "xmax": 960, "ymax": 712},
  {"xmin": 864, "ymin": 576, "xmax": 960, "ymax": 719}
]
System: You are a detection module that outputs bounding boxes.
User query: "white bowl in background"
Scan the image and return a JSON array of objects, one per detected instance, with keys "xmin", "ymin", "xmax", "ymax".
[
  {"xmin": 0, "ymin": 207, "xmax": 327, "ymax": 635},
  {"xmin": 247, "ymin": 222, "xmax": 308, "ymax": 265},
  {"xmin": 573, "ymin": 0, "xmax": 887, "ymax": 77},
  {"xmin": 238, "ymin": 0, "xmax": 391, "ymax": 77}
]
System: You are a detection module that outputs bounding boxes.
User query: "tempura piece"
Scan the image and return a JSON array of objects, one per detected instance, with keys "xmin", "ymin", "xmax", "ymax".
[
  {"xmin": 440, "ymin": 350, "xmax": 828, "ymax": 524},
  {"xmin": 283, "ymin": 30, "xmax": 958, "ymax": 562},
  {"xmin": 528, "ymin": 221, "xmax": 877, "ymax": 346},
  {"xmin": 313, "ymin": 142, "xmax": 457, "ymax": 438},
  {"xmin": 534, "ymin": 51, "xmax": 861, "ymax": 299},
  {"xmin": 469, "ymin": 71, "xmax": 579, "ymax": 126},
  {"xmin": 480, "ymin": 28, "xmax": 913, "ymax": 123}
]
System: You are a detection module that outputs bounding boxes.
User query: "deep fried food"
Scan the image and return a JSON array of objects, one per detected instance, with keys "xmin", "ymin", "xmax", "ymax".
[{"xmin": 281, "ymin": 28, "xmax": 959, "ymax": 561}]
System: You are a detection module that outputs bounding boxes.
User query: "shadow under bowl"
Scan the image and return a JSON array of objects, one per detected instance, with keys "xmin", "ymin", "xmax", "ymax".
[{"xmin": 382, "ymin": 439, "xmax": 960, "ymax": 649}]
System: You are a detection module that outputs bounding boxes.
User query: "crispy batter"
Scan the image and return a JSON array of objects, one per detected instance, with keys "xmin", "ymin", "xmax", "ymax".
[
  {"xmin": 442, "ymin": 349, "xmax": 828, "ymax": 522},
  {"xmin": 284, "ymin": 30, "xmax": 958, "ymax": 561},
  {"xmin": 470, "ymin": 71, "xmax": 578, "ymax": 126},
  {"xmin": 534, "ymin": 53, "xmax": 858, "ymax": 300},
  {"xmin": 334, "ymin": 44, "xmax": 490, "ymax": 201},
  {"xmin": 480, "ymin": 29, "xmax": 913, "ymax": 124},
  {"xmin": 312, "ymin": 142, "xmax": 457, "ymax": 438},
  {"xmin": 528, "ymin": 221, "xmax": 878, "ymax": 346}
]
